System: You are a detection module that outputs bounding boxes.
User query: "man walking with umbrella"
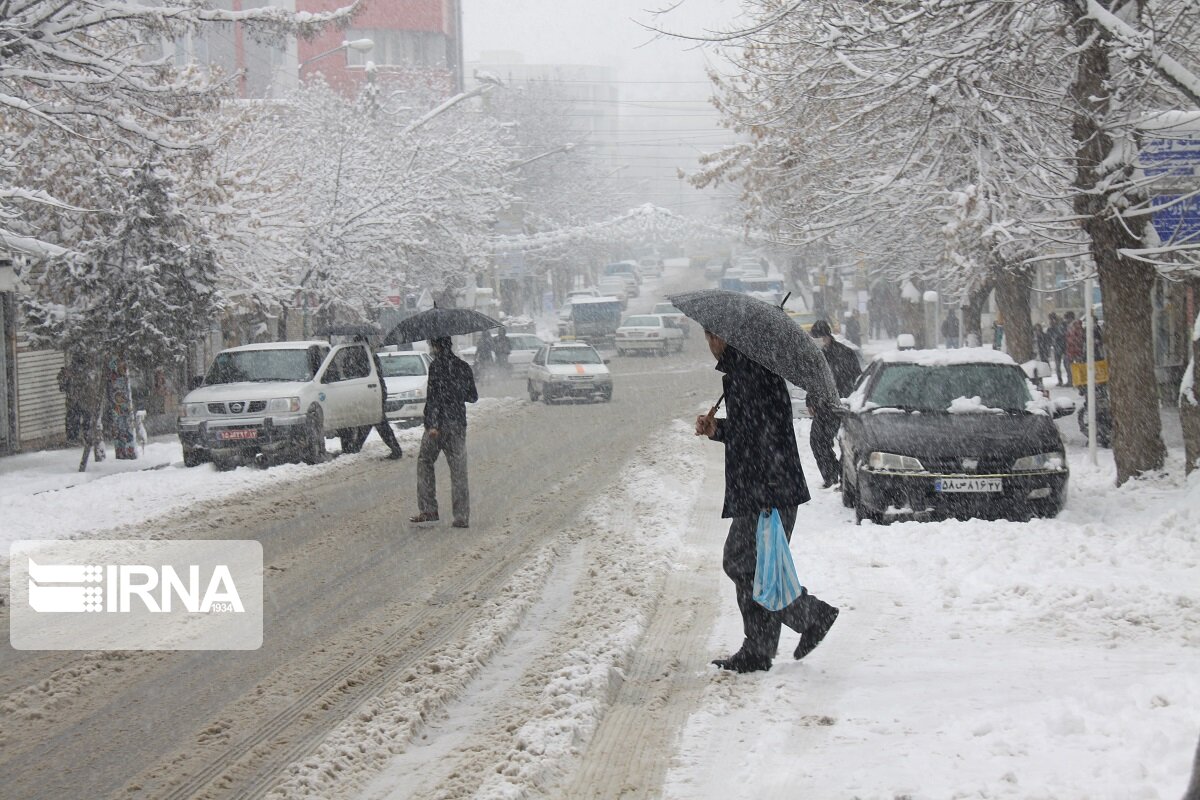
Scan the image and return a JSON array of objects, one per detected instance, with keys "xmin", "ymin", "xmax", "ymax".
[
  {"xmin": 411, "ymin": 337, "xmax": 478, "ymax": 528},
  {"xmin": 674, "ymin": 289, "xmax": 840, "ymax": 673}
]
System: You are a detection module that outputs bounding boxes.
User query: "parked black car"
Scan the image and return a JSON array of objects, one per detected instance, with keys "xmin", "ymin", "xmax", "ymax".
[{"xmin": 838, "ymin": 351, "xmax": 1075, "ymax": 524}]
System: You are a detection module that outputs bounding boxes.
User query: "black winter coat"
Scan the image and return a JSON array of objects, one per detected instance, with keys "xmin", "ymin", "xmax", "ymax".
[
  {"xmin": 423, "ymin": 352, "xmax": 478, "ymax": 431},
  {"xmin": 711, "ymin": 347, "xmax": 810, "ymax": 518},
  {"xmin": 824, "ymin": 339, "xmax": 862, "ymax": 398}
]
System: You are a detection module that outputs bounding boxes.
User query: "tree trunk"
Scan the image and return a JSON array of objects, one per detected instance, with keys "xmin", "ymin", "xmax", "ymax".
[
  {"xmin": 1070, "ymin": 12, "xmax": 1166, "ymax": 484},
  {"xmin": 961, "ymin": 280, "xmax": 993, "ymax": 346},
  {"xmin": 899, "ymin": 279, "xmax": 926, "ymax": 347},
  {"xmin": 1182, "ymin": 329, "xmax": 1200, "ymax": 474},
  {"xmin": 994, "ymin": 264, "xmax": 1034, "ymax": 362}
]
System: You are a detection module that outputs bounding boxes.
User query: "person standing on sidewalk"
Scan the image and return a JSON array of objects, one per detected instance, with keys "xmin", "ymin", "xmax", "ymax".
[
  {"xmin": 695, "ymin": 329, "xmax": 840, "ymax": 673},
  {"xmin": 807, "ymin": 319, "xmax": 861, "ymax": 489},
  {"xmin": 411, "ymin": 337, "xmax": 478, "ymax": 528}
]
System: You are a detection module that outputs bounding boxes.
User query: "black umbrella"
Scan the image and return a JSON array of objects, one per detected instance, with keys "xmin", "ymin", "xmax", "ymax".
[
  {"xmin": 382, "ymin": 306, "xmax": 502, "ymax": 345},
  {"xmin": 668, "ymin": 289, "xmax": 840, "ymax": 412}
]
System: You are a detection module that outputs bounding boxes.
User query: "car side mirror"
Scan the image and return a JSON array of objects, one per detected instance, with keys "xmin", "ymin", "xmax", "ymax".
[
  {"xmin": 190, "ymin": 375, "xmax": 205, "ymax": 389},
  {"xmin": 1051, "ymin": 397, "xmax": 1076, "ymax": 419},
  {"xmin": 603, "ymin": 358, "xmax": 611, "ymax": 365}
]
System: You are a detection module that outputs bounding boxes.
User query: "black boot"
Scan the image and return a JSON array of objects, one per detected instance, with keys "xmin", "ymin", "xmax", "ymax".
[
  {"xmin": 794, "ymin": 605, "xmax": 839, "ymax": 660},
  {"xmin": 712, "ymin": 650, "xmax": 772, "ymax": 673}
]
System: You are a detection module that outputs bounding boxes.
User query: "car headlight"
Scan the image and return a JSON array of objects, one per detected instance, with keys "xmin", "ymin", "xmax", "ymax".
[
  {"xmin": 867, "ymin": 451, "xmax": 926, "ymax": 472},
  {"xmin": 396, "ymin": 389, "xmax": 424, "ymax": 400},
  {"xmin": 183, "ymin": 402, "xmax": 207, "ymax": 418},
  {"xmin": 267, "ymin": 397, "xmax": 301, "ymax": 413},
  {"xmin": 1012, "ymin": 451, "xmax": 1065, "ymax": 472}
]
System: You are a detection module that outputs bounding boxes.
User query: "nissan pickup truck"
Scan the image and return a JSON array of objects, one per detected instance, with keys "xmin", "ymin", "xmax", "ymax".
[{"xmin": 177, "ymin": 340, "xmax": 384, "ymax": 470}]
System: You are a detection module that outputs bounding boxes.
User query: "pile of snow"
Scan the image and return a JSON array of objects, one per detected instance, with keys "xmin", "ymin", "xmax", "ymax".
[{"xmin": 947, "ymin": 395, "xmax": 1004, "ymax": 414}]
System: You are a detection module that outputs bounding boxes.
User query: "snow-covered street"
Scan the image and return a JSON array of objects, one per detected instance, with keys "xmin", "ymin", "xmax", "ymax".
[{"xmin": 3, "ymin": 364, "xmax": 1197, "ymax": 797}]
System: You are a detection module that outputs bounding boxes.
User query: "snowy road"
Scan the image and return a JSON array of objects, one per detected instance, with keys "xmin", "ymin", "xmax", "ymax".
[
  {"xmin": 0, "ymin": 333, "xmax": 720, "ymax": 799},
  {"xmin": 2, "ymin": 268, "xmax": 1197, "ymax": 799}
]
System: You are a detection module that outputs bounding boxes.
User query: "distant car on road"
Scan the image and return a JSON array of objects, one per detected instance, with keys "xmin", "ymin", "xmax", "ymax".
[
  {"xmin": 527, "ymin": 343, "xmax": 613, "ymax": 403},
  {"xmin": 615, "ymin": 314, "xmax": 686, "ymax": 356},
  {"xmin": 651, "ymin": 302, "xmax": 692, "ymax": 337},
  {"xmin": 460, "ymin": 333, "xmax": 545, "ymax": 377},
  {"xmin": 597, "ymin": 278, "xmax": 629, "ymax": 308},
  {"xmin": 378, "ymin": 350, "xmax": 431, "ymax": 427},
  {"xmin": 839, "ymin": 348, "xmax": 1075, "ymax": 525}
]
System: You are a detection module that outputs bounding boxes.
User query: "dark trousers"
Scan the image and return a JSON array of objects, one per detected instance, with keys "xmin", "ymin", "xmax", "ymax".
[
  {"xmin": 375, "ymin": 418, "xmax": 401, "ymax": 454},
  {"xmin": 723, "ymin": 506, "xmax": 834, "ymax": 660},
  {"xmin": 809, "ymin": 412, "xmax": 841, "ymax": 485},
  {"xmin": 417, "ymin": 427, "xmax": 469, "ymax": 522}
]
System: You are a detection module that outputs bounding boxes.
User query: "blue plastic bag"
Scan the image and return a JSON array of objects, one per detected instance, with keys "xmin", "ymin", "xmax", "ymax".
[{"xmin": 752, "ymin": 508, "xmax": 804, "ymax": 611}]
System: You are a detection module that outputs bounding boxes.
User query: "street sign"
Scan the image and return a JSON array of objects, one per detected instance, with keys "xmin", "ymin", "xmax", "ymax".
[{"xmin": 1141, "ymin": 129, "xmax": 1200, "ymax": 242}]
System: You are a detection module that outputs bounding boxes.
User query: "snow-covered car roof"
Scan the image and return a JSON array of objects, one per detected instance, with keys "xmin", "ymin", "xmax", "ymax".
[
  {"xmin": 873, "ymin": 347, "xmax": 1018, "ymax": 367},
  {"xmin": 571, "ymin": 296, "xmax": 623, "ymax": 305},
  {"xmin": 220, "ymin": 340, "xmax": 327, "ymax": 353}
]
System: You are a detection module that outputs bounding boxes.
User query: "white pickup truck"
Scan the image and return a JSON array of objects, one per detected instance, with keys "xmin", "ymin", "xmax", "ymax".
[{"xmin": 177, "ymin": 340, "xmax": 384, "ymax": 470}]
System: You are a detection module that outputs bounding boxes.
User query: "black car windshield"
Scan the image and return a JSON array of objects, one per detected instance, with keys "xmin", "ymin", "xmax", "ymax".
[
  {"xmin": 378, "ymin": 355, "xmax": 427, "ymax": 377},
  {"xmin": 867, "ymin": 363, "xmax": 1032, "ymax": 412},
  {"xmin": 549, "ymin": 348, "xmax": 602, "ymax": 365},
  {"xmin": 206, "ymin": 349, "xmax": 314, "ymax": 384}
]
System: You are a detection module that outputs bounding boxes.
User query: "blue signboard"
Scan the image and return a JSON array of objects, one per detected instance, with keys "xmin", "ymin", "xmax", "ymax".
[{"xmin": 1142, "ymin": 133, "xmax": 1200, "ymax": 242}]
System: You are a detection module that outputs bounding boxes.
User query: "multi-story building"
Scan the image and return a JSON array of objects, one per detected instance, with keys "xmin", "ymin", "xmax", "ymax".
[{"xmin": 179, "ymin": 0, "xmax": 464, "ymax": 100}]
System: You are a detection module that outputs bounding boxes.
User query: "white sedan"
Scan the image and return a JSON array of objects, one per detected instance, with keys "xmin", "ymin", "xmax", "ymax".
[
  {"xmin": 651, "ymin": 302, "xmax": 692, "ymax": 338},
  {"xmin": 527, "ymin": 343, "xmax": 613, "ymax": 403},
  {"xmin": 378, "ymin": 351, "xmax": 431, "ymax": 427},
  {"xmin": 615, "ymin": 314, "xmax": 685, "ymax": 355}
]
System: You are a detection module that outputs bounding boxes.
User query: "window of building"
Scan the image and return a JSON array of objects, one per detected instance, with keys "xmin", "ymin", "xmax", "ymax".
[{"xmin": 346, "ymin": 29, "xmax": 447, "ymax": 68}]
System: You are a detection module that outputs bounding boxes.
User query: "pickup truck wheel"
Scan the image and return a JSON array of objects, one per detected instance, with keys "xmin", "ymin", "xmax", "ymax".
[
  {"xmin": 660, "ymin": 342, "xmax": 669, "ymax": 356},
  {"xmin": 302, "ymin": 408, "xmax": 326, "ymax": 464},
  {"xmin": 527, "ymin": 381, "xmax": 540, "ymax": 402},
  {"xmin": 182, "ymin": 446, "xmax": 206, "ymax": 468},
  {"xmin": 212, "ymin": 454, "xmax": 237, "ymax": 472}
]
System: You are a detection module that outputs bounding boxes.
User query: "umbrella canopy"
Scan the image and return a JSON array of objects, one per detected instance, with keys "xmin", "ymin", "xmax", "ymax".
[
  {"xmin": 668, "ymin": 289, "xmax": 839, "ymax": 407},
  {"xmin": 382, "ymin": 306, "xmax": 502, "ymax": 345}
]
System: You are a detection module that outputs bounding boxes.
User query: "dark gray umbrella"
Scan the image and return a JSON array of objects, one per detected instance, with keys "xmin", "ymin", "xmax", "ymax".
[
  {"xmin": 382, "ymin": 307, "xmax": 501, "ymax": 345},
  {"xmin": 668, "ymin": 289, "xmax": 839, "ymax": 409}
]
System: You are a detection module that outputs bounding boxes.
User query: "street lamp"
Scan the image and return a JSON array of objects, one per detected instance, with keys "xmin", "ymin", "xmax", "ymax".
[
  {"xmin": 509, "ymin": 142, "xmax": 575, "ymax": 171},
  {"xmin": 298, "ymin": 38, "xmax": 374, "ymax": 76}
]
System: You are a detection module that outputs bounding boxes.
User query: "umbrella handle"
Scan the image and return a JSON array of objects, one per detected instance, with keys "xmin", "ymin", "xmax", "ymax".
[{"xmin": 706, "ymin": 392, "xmax": 725, "ymax": 421}]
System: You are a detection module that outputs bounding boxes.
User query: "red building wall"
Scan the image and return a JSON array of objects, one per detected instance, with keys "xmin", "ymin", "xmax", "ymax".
[{"xmin": 297, "ymin": 0, "xmax": 459, "ymax": 95}]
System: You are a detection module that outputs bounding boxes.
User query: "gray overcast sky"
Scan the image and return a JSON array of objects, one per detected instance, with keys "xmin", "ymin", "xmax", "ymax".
[{"xmin": 460, "ymin": 0, "xmax": 741, "ymax": 82}]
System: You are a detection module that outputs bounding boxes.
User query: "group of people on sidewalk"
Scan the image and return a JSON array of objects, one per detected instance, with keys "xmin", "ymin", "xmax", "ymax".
[
  {"xmin": 1032, "ymin": 311, "xmax": 1105, "ymax": 387},
  {"xmin": 471, "ymin": 327, "xmax": 511, "ymax": 380}
]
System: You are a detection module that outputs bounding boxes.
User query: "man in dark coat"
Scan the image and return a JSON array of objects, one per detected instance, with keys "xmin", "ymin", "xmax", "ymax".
[
  {"xmin": 411, "ymin": 337, "xmax": 478, "ymax": 528},
  {"xmin": 493, "ymin": 326, "xmax": 511, "ymax": 373},
  {"xmin": 843, "ymin": 311, "xmax": 862, "ymax": 346},
  {"xmin": 695, "ymin": 330, "xmax": 839, "ymax": 673},
  {"xmin": 355, "ymin": 336, "xmax": 403, "ymax": 459},
  {"xmin": 807, "ymin": 319, "xmax": 861, "ymax": 489}
]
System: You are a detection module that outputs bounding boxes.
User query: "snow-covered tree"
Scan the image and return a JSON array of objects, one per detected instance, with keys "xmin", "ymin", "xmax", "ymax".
[{"xmin": 696, "ymin": 0, "xmax": 1200, "ymax": 484}]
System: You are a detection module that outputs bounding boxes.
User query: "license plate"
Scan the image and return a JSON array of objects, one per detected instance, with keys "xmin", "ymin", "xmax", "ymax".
[
  {"xmin": 935, "ymin": 477, "xmax": 1002, "ymax": 493},
  {"xmin": 218, "ymin": 429, "xmax": 258, "ymax": 441}
]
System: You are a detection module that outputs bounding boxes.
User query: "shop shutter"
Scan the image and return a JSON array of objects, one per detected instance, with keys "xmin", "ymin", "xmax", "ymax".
[{"xmin": 16, "ymin": 336, "xmax": 65, "ymax": 444}]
